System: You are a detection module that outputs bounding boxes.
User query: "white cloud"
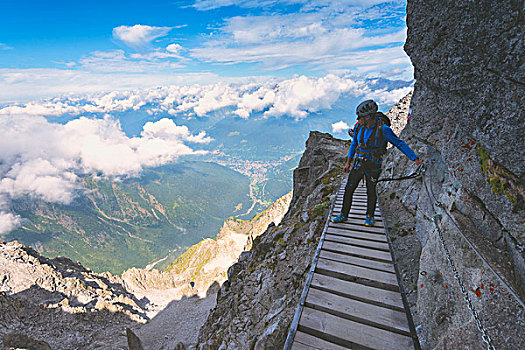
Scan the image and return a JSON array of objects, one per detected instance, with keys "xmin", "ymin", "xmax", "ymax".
[
  {"xmin": 166, "ymin": 44, "xmax": 183, "ymax": 53},
  {"xmin": 0, "ymin": 73, "xmax": 412, "ymax": 120},
  {"xmin": 192, "ymin": 0, "xmax": 278, "ymax": 11},
  {"xmin": 192, "ymin": 0, "xmax": 397, "ymax": 11},
  {"xmin": 0, "ymin": 43, "xmax": 13, "ymax": 50},
  {"xmin": 141, "ymin": 118, "xmax": 212, "ymax": 144},
  {"xmin": 192, "ymin": 27, "xmax": 407, "ymax": 69},
  {"xmin": 222, "ymin": 13, "xmax": 328, "ymax": 45},
  {"xmin": 332, "ymin": 121, "xmax": 350, "ymax": 134},
  {"xmin": 54, "ymin": 61, "xmax": 77, "ymax": 67},
  {"xmin": 0, "ymin": 115, "xmax": 212, "ymax": 234},
  {"xmin": 367, "ymin": 85, "xmax": 413, "ymax": 105},
  {"xmin": 189, "ymin": 3, "xmax": 409, "ymax": 73},
  {"xmin": 315, "ymin": 45, "xmax": 411, "ymax": 75},
  {"xmin": 129, "ymin": 51, "xmax": 183, "ymax": 61},
  {"xmin": 263, "ymin": 74, "xmax": 368, "ymax": 119},
  {"xmin": 113, "ymin": 25, "xmax": 172, "ymax": 48},
  {"xmin": 78, "ymin": 50, "xmax": 185, "ymax": 73},
  {"xmin": 0, "ymin": 212, "xmax": 20, "ymax": 233}
]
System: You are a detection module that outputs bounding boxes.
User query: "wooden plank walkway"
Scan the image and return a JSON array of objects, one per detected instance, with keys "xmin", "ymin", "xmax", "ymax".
[{"xmin": 285, "ymin": 182, "xmax": 419, "ymax": 350}]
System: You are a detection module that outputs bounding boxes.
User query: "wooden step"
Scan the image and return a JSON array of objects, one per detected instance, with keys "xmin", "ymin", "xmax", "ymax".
[
  {"xmin": 310, "ymin": 273, "xmax": 404, "ymax": 310},
  {"xmin": 315, "ymin": 258, "xmax": 398, "ymax": 290},
  {"xmin": 328, "ymin": 222, "xmax": 385, "ymax": 234},
  {"xmin": 324, "ymin": 234, "xmax": 390, "ymax": 252},
  {"xmin": 319, "ymin": 250, "xmax": 395, "ymax": 274},
  {"xmin": 305, "ymin": 288, "xmax": 411, "ymax": 335},
  {"xmin": 333, "ymin": 205, "xmax": 382, "ymax": 215},
  {"xmin": 322, "ymin": 241, "xmax": 393, "ymax": 263},
  {"xmin": 326, "ymin": 227, "xmax": 387, "ymax": 242},
  {"xmin": 291, "ymin": 331, "xmax": 351, "ymax": 350},
  {"xmin": 298, "ymin": 308, "xmax": 414, "ymax": 350}
]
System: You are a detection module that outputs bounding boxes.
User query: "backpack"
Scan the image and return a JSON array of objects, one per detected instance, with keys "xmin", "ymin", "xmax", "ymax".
[
  {"xmin": 376, "ymin": 112, "xmax": 391, "ymax": 127},
  {"xmin": 354, "ymin": 112, "xmax": 390, "ymax": 159}
]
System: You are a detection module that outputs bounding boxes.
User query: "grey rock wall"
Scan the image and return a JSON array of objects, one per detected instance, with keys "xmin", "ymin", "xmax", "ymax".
[{"xmin": 377, "ymin": 0, "xmax": 524, "ymax": 348}]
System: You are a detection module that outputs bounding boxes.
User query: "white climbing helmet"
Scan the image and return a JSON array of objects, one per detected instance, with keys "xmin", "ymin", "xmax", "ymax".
[{"xmin": 356, "ymin": 99, "xmax": 378, "ymax": 118}]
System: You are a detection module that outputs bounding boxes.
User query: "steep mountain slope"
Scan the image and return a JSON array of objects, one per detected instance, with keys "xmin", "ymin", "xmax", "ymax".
[
  {"xmin": 197, "ymin": 131, "xmax": 347, "ymax": 349},
  {"xmin": 118, "ymin": 192, "xmax": 292, "ymax": 349},
  {"xmin": 122, "ymin": 192, "xmax": 292, "ymax": 297},
  {"xmin": 377, "ymin": 1, "xmax": 524, "ymax": 348}
]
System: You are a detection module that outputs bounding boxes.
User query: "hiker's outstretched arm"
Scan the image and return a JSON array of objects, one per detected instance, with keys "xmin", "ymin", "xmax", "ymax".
[
  {"xmin": 382, "ymin": 125, "xmax": 419, "ymax": 161},
  {"xmin": 347, "ymin": 131, "xmax": 357, "ymax": 159}
]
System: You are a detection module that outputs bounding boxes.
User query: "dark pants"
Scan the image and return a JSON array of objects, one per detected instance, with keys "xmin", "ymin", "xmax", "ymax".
[{"xmin": 341, "ymin": 160, "xmax": 381, "ymax": 217}]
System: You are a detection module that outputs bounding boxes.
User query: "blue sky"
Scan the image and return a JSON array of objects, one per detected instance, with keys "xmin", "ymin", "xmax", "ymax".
[
  {"xmin": 0, "ymin": 1, "xmax": 414, "ymax": 233},
  {"xmin": 0, "ymin": 0, "xmax": 411, "ymax": 102}
]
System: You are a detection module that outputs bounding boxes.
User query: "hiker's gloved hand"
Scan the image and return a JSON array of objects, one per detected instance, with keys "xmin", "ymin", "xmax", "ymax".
[{"xmin": 414, "ymin": 158, "xmax": 423, "ymax": 166}]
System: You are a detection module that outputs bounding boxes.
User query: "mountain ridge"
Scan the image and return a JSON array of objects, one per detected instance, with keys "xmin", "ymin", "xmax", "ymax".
[
  {"xmin": 0, "ymin": 240, "xmax": 148, "ymax": 349},
  {"xmin": 122, "ymin": 191, "xmax": 292, "ymax": 296},
  {"xmin": 197, "ymin": 130, "xmax": 348, "ymax": 349}
]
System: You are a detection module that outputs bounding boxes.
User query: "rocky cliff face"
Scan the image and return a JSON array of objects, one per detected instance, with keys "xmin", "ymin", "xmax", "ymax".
[
  {"xmin": 386, "ymin": 90, "xmax": 412, "ymax": 137},
  {"xmin": 197, "ymin": 132, "xmax": 347, "ymax": 349},
  {"xmin": 377, "ymin": 1, "xmax": 524, "ymax": 348}
]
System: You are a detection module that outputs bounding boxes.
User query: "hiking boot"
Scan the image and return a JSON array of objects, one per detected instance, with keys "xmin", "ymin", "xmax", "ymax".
[
  {"xmin": 364, "ymin": 214, "xmax": 375, "ymax": 226},
  {"xmin": 331, "ymin": 214, "xmax": 347, "ymax": 223}
]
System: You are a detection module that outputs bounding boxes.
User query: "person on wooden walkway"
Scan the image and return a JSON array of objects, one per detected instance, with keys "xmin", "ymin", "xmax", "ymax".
[{"xmin": 332, "ymin": 99, "xmax": 423, "ymax": 226}]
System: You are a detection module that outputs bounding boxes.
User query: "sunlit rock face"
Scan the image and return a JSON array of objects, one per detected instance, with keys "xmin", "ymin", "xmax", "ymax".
[
  {"xmin": 121, "ymin": 191, "xmax": 292, "ymax": 296},
  {"xmin": 378, "ymin": 0, "xmax": 524, "ymax": 349}
]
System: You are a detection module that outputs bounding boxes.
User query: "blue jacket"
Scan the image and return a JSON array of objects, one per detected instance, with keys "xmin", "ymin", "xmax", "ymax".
[{"xmin": 348, "ymin": 123, "xmax": 418, "ymax": 164}]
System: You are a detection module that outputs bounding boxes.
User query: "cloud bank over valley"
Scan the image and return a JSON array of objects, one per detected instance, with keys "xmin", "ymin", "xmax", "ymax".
[
  {"xmin": 0, "ymin": 116, "xmax": 211, "ymax": 234},
  {"xmin": 0, "ymin": 74, "xmax": 412, "ymax": 120},
  {"xmin": 0, "ymin": 73, "xmax": 412, "ymax": 235}
]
